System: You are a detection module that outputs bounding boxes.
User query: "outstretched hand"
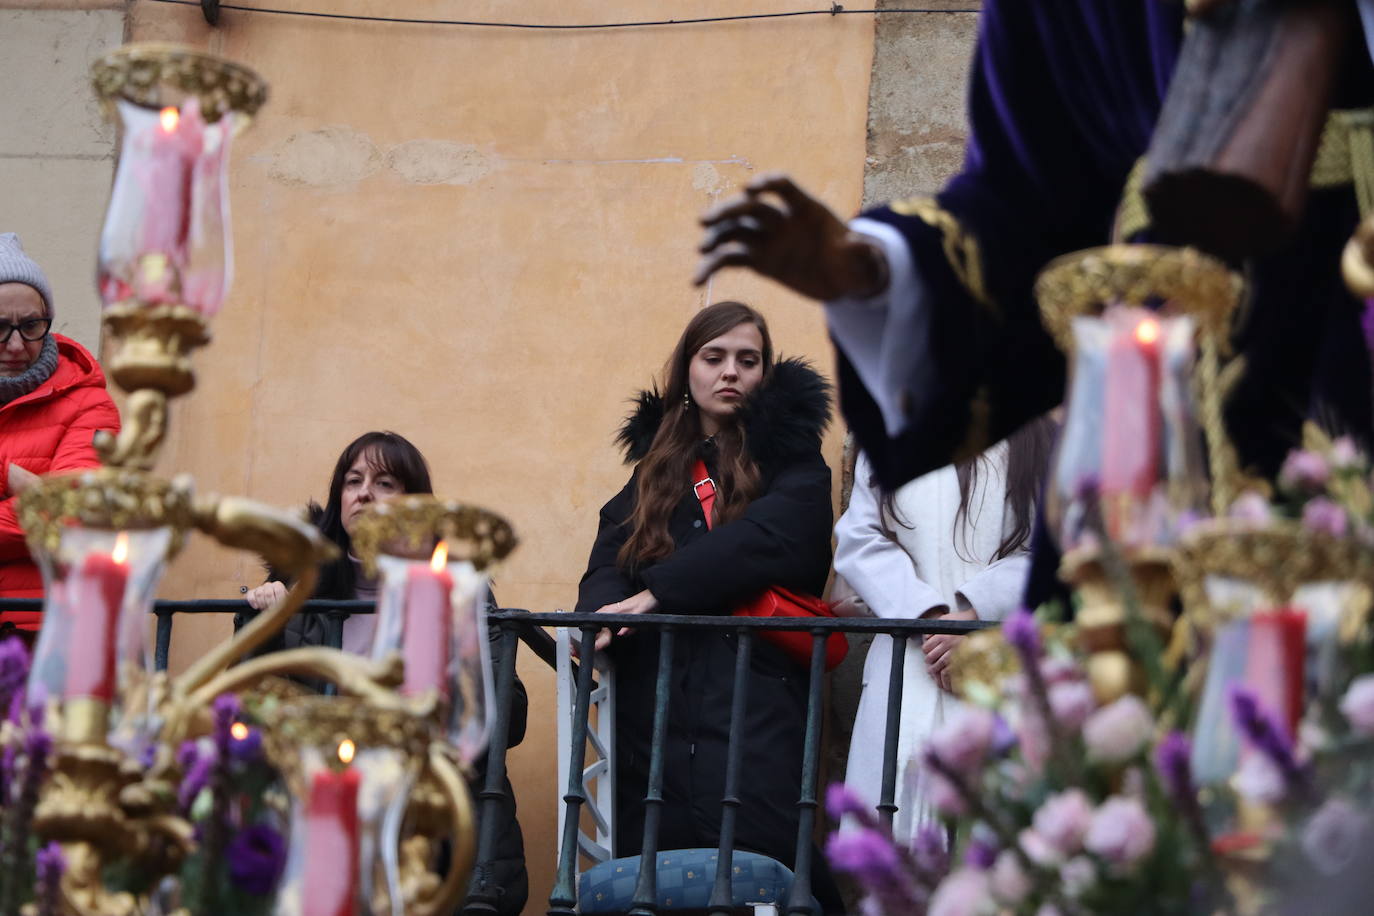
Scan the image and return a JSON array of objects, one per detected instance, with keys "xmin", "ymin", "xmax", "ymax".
[{"xmin": 693, "ymin": 172, "xmax": 890, "ymax": 302}]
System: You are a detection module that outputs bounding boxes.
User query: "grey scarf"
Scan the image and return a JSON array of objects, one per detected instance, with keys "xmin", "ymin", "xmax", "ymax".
[{"xmin": 0, "ymin": 335, "xmax": 59, "ymax": 406}]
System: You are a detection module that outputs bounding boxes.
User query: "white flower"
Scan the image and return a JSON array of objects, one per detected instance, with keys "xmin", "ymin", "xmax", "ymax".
[{"xmin": 1232, "ymin": 753, "xmax": 1286, "ymax": 804}]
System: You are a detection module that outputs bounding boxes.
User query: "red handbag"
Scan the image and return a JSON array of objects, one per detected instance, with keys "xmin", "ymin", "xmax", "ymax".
[{"xmin": 691, "ymin": 460, "xmax": 848, "ymax": 671}]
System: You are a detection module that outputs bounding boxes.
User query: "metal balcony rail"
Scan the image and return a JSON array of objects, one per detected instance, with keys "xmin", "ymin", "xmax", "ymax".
[{"xmin": 0, "ymin": 598, "xmax": 994, "ymax": 915}]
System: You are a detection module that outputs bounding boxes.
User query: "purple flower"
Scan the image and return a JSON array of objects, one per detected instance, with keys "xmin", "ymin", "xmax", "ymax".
[
  {"xmin": 1154, "ymin": 731, "xmax": 1194, "ymax": 802},
  {"xmin": 178, "ymin": 740, "xmax": 217, "ymax": 812},
  {"xmin": 826, "ymin": 827, "xmax": 924, "ymax": 913},
  {"xmin": 1228, "ymin": 687, "xmax": 1303, "ymax": 784},
  {"xmin": 1073, "ymin": 474, "xmax": 1101, "ymax": 503},
  {"xmin": 1083, "ymin": 695, "xmax": 1153, "ymax": 763},
  {"xmin": 964, "ymin": 838, "xmax": 997, "ymax": 870},
  {"xmin": 1301, "ymin": 797, "xmax": 1369, "ymax": 876},
  {"xmin": 1084, "ymin": 796, "xmax": 1156, "ymax": 872},
  {"xmin": 212, "ymin": 693, "xmax": 241, "ymax": 755},
  {"xmin": 35, "ymin": 841, "xmax": 64, "ymax": 916},
  {"xmin": 226, "ymin": 823, "xmax": 286, "ymax": 896},
  {"xmin": 1339, "ymin": 675, "xmax": 1374, "ymax": 736},
  {"xmin": 1002, "ymin": 608, "xmax": 1041, "ymax": 659},
  {"xmin": 1279, "ymin": 449, "xmax": 1330, "ymax": 492},
  {"xmin": 0, "ymin": 637, "xmax": 29, "ymax": 709},
  {"xmin": 990, "ymin": 714, "xmax": 1017, "ymax": 757},
  {"xmin": 1302, "ymin": 498, "xmax": 1349, "ymax": 538},
  {"xmin": 825, "ymin": 782, "xmax": 871, "ymax": 822},
  {"xmin": 228, "ymin": 725, "xmax": 263, "ymax": 765},
  {"xmin": 911, "ymin": 824, "xmax": 949, "ymax": 879},
  {"xmin": 1363, "ymin": 297, "xmax": 1374, "ymax": 359}
]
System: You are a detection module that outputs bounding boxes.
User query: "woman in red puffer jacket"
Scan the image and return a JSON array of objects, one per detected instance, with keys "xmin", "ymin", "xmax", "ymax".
[{"xmin": 0, "ymin": 233, "xmax": 120, "ymax": 633}]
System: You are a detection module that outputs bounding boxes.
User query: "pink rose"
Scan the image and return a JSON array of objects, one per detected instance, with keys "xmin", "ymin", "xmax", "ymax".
[
  {"xmin": 1018, "ymin": 828, "xmax": 1060, "ymax": 867},
  {"xmin": 1228, "ymin": 491, "xmax": 1273, "ymax": 525},
  {"xmin": 1060, "ymin": 856, "xmax": 1097, "ymax": 898},
  {"xmin": 930, "ymin": 707, "xmax": 997, "ymax": 771},
  {"xmin": 1036, "ymin": 907, "xmax": 1064, "ymax": 916},
  {"xmin": 1302, "ymin": 498, "xmax": 1349, "ymax": 538},
  {"xmin": 1339, "ymin": 675, "xmax": 1374, "ymax": 736},
  {"xmin": 928, "ymin": 771, "xmax": 969, "ymax": 817},
  {"xmin": 1040, "ymin": 657, "xmax": 1084, "ymax": 685},
  {"xmin": 990, "ymin": 850, "xmax": 1031, "ymax": 904},
  {"xmin": 1031, "ymin": 788, "xmax": 1093, "ymax": 856},
  {"xmin": 927, "ymin": 867, "xmax": 993, "ymax": 916},
  {"xmin": 1232, "ymin": 753, "xmax": 1286, "ymax": 803},
  {"xmin": 1083, "ymin": 695, "xmax": 1153, "ymax": 763},
  {"xmin": 1084, "ymin": 796, "xmax": 1156, "ymax": 871},
  {"xmin": 1331, "ymin": 436, "xmax": 1362, "ymax": 470},
  {"xmin": 1280, "ymin": 449, "xmax": 1330, "ymax": 491},
  {"xmin": 1049, "ymin": 681, "xmax": 1096, "ymax": 731}
]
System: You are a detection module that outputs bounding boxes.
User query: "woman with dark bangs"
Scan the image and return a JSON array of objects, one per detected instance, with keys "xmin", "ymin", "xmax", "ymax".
[
  {"xmin": 576, "ymin": 301, "xmax": 843, "ymax": 911},
  {"xmin": 235, "ymin": 430, "xmax": 530, "ymax": 915},
  {"xmin": 240, "ymin": 429, "xmax": 433, "ymax": 653}
]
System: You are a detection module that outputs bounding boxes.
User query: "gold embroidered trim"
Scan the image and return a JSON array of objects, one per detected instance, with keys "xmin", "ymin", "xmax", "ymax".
[{"xmin": 887, "ymin": 196, "xmax": 996, "ymax": 312}]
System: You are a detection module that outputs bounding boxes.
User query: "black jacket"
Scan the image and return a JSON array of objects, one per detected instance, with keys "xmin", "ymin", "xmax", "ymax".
[{"xmin": 576, "ymin": 359, "xmax": 840, "ymax": 907}]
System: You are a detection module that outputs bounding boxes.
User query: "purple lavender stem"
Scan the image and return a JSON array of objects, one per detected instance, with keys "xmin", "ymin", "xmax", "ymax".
[{"xmin": 35, "ymin": 841, "xmax": 64, "ymax": 916}]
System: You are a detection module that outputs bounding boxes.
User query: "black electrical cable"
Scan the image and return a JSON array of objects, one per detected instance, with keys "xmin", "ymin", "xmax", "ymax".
[{"xmin": 148, "ymin": 0, "xmax": 977, "ymax": 30}]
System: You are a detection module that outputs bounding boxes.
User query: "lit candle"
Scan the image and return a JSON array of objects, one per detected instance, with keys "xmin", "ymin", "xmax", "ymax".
[
  {"xmin": 63, "ymin": 534, "xmax": 130, "ymax": 702},
  {"xmin": 303, "ymin": 739, "xmax": 361, "ymax": 916},
  {"xmin": 1099, "ymin": 312, "xmax": 1162, "ymax": 541},
  {"xmin": 134, "ymin": 101, "xmax": 204, "ymax": 301},
  {"xmin": 400, "ymin": 542, "xmax": 454, "ymax": 699}
]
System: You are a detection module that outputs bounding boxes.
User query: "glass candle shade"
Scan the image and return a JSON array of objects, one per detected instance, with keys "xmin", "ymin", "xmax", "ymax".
[
  {"xmin": 1045, "ymin": 305, "xmax": 1208, "ymax": 555},
  {"xmin": 97, "ymin": 96, "xmax": 238, "ymax": 315},
  {"xmin": 270, "ymin": 713, "xmax": 422, "ymax": 916},
  {"xmin": 368, "ymin": 544, "xmax": 495, "ymax": 766},
  {"xmin": 26, "ymin": 525, "xmax": 173, "ymax": 746}
]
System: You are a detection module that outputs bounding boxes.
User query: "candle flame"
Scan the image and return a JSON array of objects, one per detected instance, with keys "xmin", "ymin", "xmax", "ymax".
[
  {"xmin": 112, "ymin": 532, "xmax": 129, "ymax": 565},
  {"xmin": 337, "ymin": 738, "xmax": 355, "ymax": 765},
  {"xmin": 230, "ymin": 721, "xmax": 249, "ymax": 742},
  {"xmin": 430, "ymin": 540, "xmax": 449, "ymax": 572},
  {"xmin": 159, "ymin": 106, "xmax": 180, "ymax": 133},
  {"xmin": 1134, "ymin": 318, "xmax": 1160, "ymax": 346}
]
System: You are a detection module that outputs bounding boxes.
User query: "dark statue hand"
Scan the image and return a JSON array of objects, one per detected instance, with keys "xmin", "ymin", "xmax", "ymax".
[{"xmin": 693, "ymin": 172, "xmax": 889, "ymax": 302}]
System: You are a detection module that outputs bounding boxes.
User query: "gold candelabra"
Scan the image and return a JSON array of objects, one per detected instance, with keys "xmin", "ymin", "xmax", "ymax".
[{"xmin": 7, "ymin": 43, "xmax": 514, "ymax": 916}]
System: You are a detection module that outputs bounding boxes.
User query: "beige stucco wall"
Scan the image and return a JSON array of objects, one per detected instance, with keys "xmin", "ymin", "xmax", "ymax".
[
  {"xmin": 0, "ymin": 0, "xmax": 127, "ymax": 351},
  {"xmin": 122, "ymin": 1, "xmax": 877, "ymax": 910}
]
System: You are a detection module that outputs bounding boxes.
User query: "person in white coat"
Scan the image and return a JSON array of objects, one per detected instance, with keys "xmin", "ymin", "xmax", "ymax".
[{"xmin": 836, "ymin": 417, "xmax": 1053, "ymax": 843}]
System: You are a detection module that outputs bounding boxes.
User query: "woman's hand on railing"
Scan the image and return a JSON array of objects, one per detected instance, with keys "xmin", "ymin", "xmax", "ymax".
[
  {"xmin": 922, "ymin": 608, "xmax": 977, "ymax": 693},
  {"xmin": 244, "ymin": 580, "xmax": 287, "ymax": 610},
  {"xmin": 592, "ymin": 589, "xmax": 659, "ymax": 651}
]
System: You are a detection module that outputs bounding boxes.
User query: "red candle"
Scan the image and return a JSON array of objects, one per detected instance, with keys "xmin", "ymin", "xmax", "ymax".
[
  {"xmin": 63, "ymin": 539, "xmax": 129, "ymax": 702},
  {"xmin": 1244, "ymin": 609, "xmax": 1307, "ymax": 738},
  {"xmin": 1100, "ymin": 312, "xmax": 1162, "ymax": 540},
  {"xmin": 400, "ymin": 544, "xmax": 454, "ymax": 699},
  {"xmin": 135, "ymin": 102, "xmax": 203, "ymax": 299},
  {"xmin": 302, "ymin": 748, "xmax": 361, "ymax": 916}
]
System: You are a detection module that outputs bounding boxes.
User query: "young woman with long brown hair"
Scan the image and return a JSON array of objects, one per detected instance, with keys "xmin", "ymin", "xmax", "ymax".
[
  {"xmin": 833, "ymin": 416, "xmax": 1056, "ymax": 844},
  {"xmin": 576, "ymin": 300, "xmax": 842, "ymax": 911}
]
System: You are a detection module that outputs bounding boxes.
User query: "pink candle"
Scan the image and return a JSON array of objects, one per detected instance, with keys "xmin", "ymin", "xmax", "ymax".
[
  {"xmin": 63, "ymin": 541, "xmax": 129, "ymax": 702},
  {"xmin": 1244, "ymin": 609, "xmax": 1307, "ymax": 739},
  {"xmin": 400, "ymin": 545, "xmax": 454, "ymax": 699},
  {"xmin": 302, "ymin": 754, "xmax": 361, "ymax": 916},
  {"xmin": 134, "ymin": 102, "xmax": 204, "ymax": 302},
  {"xmin": 1100, "ymin": 313, "xmax": 1162, "ymax": 540}
]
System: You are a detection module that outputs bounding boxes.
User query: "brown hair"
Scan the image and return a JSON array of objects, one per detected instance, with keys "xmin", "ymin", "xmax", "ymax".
[
  {"xmin": 618, "ymin": 302, "xmax": 774, "ymax": 569},
  {"xmin": 878, "ymin": 415, "xmax": 1057, "ymax": 561}
]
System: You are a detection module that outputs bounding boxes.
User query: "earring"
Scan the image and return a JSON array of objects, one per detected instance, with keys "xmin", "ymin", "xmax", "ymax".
[{"xmin": 683, "ymin": 391, "xmax": 691, "ymax": 410}]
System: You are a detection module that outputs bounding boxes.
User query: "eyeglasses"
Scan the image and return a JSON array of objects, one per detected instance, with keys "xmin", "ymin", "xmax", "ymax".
[{"xmin": 0, "ymin": 318, "xmax": 52, "ymax": 345}]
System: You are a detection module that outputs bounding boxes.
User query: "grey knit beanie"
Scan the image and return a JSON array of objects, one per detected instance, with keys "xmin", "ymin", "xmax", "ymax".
[{"xmin": 0, "ymin": 233, "xmax": 54, "ymax": 317}]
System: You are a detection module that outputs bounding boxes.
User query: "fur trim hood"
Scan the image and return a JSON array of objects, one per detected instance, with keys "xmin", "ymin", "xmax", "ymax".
[{"xmin": 616, "ymin": 357, "xmax": 832, "ymax": 469}]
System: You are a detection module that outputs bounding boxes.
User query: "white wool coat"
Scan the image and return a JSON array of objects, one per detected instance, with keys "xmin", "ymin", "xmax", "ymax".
[{"xmin": 837, "ymin": 445, "xmax": 1029, "ymax": 843}]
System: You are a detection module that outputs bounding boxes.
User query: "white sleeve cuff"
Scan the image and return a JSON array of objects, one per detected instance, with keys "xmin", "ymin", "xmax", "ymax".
[{"xmin": 823, "ymin": 217, "xmax": 933, "ymax": 439}]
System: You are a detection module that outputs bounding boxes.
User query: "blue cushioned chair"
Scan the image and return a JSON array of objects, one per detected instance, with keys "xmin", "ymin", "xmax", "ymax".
[{"xmin": 578, "ymin": 848, "xmax": 817, "ymax": 914}]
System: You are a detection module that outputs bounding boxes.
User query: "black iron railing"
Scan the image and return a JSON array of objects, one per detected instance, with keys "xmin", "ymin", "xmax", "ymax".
[{"xmin": 0, "ymin": 599, "xmax": 992, "ymax": 915}]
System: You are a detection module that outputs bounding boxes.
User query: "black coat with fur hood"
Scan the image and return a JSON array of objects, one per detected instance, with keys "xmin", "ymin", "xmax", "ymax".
[{"xmin": 575, "ymin": 358, "xmax": 841, "ymax": 906}]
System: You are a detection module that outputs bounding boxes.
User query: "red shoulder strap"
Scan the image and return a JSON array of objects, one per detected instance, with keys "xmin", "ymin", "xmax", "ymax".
[{"xmin": 691, "ymin": 459, "xmax": 717, "ymax": 530}]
